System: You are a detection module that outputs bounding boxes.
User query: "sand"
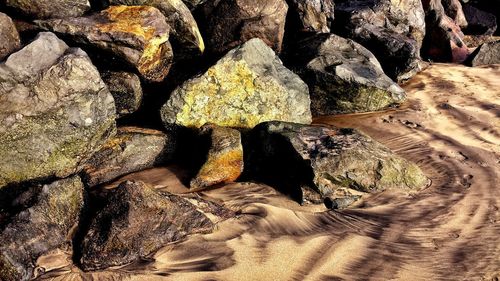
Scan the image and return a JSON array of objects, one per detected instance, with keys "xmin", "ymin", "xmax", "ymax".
[{"xmin": 39, "ymin": 63, "xmax": 500, "ymax": 281}]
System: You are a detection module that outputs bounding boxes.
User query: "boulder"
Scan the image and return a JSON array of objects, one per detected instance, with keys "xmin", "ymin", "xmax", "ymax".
[
  {"xmin": 463, "ymin": 35, "xmax": 500, "ymax": 48},
  {"xmin": 36, "ymin": 6, "xmax": 173, "ymax": 82},
  {"xmin": 190, "ymin": 124, "xmax": 243, "ymax": 190},
  {"xmin": 286, "ymin": 0, "xmax": 334, "ymax": 34},
  {"xmin": 101, "ymin": 71, "xmax": 143, "ymax": 118},
  {"xmin": 200, "ymin": 0, "xmax": 288, "ymax": 54},
  {"xmin": 246, "ymin": 122, "xmax": 428, "ymax": 206},
  {"xmin": 334, "ymin": 0, "xmax": 426, "ymax": 81},
  {"xmin": 466, "ymin": 40, "xmax": 500, "ymax": 66},
  {"xmin": 0, "ymin": 32, "xmax": 116, "ymax": 189},
  {"xmin": 109, "ymin": 0, "xmax": 205, "ymax": 54},
  {"xmin": 462, "ymin": 4, "xmax": 497, "ymax": 35},
  {"xmin": 81, "ymin": 127, "xmax": 176, "ymax": 187},
  {"xmin": 442, "ymin": 0, "xmax": 468, "ymax": 28},
  {"xmin": 0, "ymin": 176, "xmax": 84, "ymax": 281},
  {"xmin": 161, "ymin": 38, "xmax": 311, "ymax": 129},
  {"xmin": 421, "ymin": 0, "xmax": 470, "ymax": 62},
  {"xmin": 4, "ymin": 0, "xmax": 90, "ymax": 19},
  {"xmin": 80, "ymin": 180, "xmax": 215, "ymax": 271},
  {"xmin": 0, "ymin": 13, "xmax": 21, "ymax": 61},
  {"xmin": 293, "ymin": 34, "xmax": 406, "ymax": 115}
]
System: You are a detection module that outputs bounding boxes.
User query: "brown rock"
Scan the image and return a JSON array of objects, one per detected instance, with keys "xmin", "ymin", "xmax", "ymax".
[
  {"xmin": 0, "ymin": 13, "xmax": 20, "ymax": 61},
  {"xmin": 101, "ymin": 71, "xmax": 143, "ymax": 118},
  {"xmin": 190, "ymin": 125, "xmax": 243, "ymax": 190},
  {"xmin": 5, "ymin": 0, "xmax": 90, "ymax": 19},
  {"xmin": 442, "ymin": 0, "xmax": 468, "ymax": 28},
  {"xmin": 36, "ymin": 6, "xmax": 173, "ymax": 82},
  {"xmin": 287, "ymin": 0, "xmax": 334, "ymax": 34}
]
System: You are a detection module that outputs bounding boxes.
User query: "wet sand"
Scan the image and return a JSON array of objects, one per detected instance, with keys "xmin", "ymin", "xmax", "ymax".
[{"xmin": 40, "ymin": 63, "xmax": 500, "ymax": 281}]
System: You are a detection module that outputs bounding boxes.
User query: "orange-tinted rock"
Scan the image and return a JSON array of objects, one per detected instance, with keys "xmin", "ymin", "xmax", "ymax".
[{"xmin": 36, "ymin": 6, "xmax": 173, "ymax": 82}]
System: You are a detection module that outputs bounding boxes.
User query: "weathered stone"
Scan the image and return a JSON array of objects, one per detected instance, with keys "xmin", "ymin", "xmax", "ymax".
[
  {"xmin": 442, "ymin": 0, "xmax": 468, "ymax": 28},
  {"xmin": 5, "ymin": 0, "xmax": 90, "ymax": 19},
  {"xmin": 467, "ymin": 40, "xmax": 500, "ymax": 66},
  {"xmin": 161, "ymin": 38, "xmax": 311, "ymax": 129},
  {"xmin": 421, "ymin": 0, "xmax": 470, "ymax": 62},
  {"xmin": 36, "ymin": 6, "xmax": 173, "ymax": 82},
  {"xmin": 0, "ymin": 176, "xmax": 84, "ymax": 281},
  {"xmin": 462, "ymin": 4, "xmax": 497, "ymax": 35},
  {"xmin": 200, "ymin": 0, "xmax": 288, "ymax": 54},
  {"xmin": 463, "ymin": 35, "xmax": 500, "ymax": 48},
  {"xmin": 101, "ymin": 71, "xmax": 143, "ymax": 118},
  {"xmin": 247, "ymin": 122, "xmax": 428, "ymax": 206},
  {"xmin": 293, "ymin": 34, "xmax": 406, "ymax": 115},
  {"xmin": 287, "ymin": 0, "xmax": 334, "ymax": 33},
  {"xmin": 80, "ymin": 180, "xmax": 214, "ymax": 271},
  {"xmin": 0, "ymin": 32, "xmax": 116, "ymax": 189},
  {"xmin": 334, "ymin": 0, "xmax": 426, "ymax": 81},
  {"xmin": 190, "ymin": 124, "xmax": 243, "ymax": 190},
  {"xmin": 109, "ymin": 0, "xmax": 205, "ymax": 53},
  {"xmin": 81, "ymin": 127, "xmax": 176, "ymax": 187},
  {"xmin": 0, "ymin": 13, "xmax": 20, "ymax": 61}
]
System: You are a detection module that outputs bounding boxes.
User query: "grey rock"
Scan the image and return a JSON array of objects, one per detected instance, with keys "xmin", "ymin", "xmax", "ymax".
[
  {"xmin": 467, "ymin": 40, "xmax": 500, "ymax": 66},
  {"xmin": 101, "ymin": 71, "xmax": 143, "ymax": 118},
  {"xmin": 5, "ymin": 0, "xmax": 90, "ymax": 19},
  {"xmin": 161, "ymin": 38, "xmax": 311, "ymax": 129},
  {"xmin": 81, "ymin": 127, "xmax": 176, "ymax": 187},
  {"xmin": 80, "ymin": 180, "xmax": 215, "ymax": 271},
  {"xmin": 0, "ymin": 13, "xmax": 21, "ymax": 61},
  {"xmin": 462, "ymin": 4, "xmax": 497, "ymax": 35},
  {"xmin": 0, "ymin": 176, "xmax": 84, "ymax": 281},
  {"xmin": 0, "ymin": 32, "xmax": 116, "ymax": 189},
  {"xmin": 294, "ymin": 34, "xmax": 406, "ymax": 115}
]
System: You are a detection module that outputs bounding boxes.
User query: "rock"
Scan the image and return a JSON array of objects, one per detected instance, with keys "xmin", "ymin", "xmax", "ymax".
[
  {"xmin": 200, "ymin": 0, "xmax": 288, "ymax": 54},
  {"xmin": 247, "ymin": 122, "xmax": 428, "ymax": 205},
  {"xmin": 81, "ymin": 127, "xmax": 176, "ymax": 187},
  {"xmin": 293, "ymin": 34, "xmax": 406, "ymax": 115},
  {"xmin": 182, "ymin": 0, "xmax": 206, "ymax": 10},
  {"xmin": 101, "ymin": 71, "xmax": 143, "ymax": 118},
  {"xmin": 287, "ymin": 0, "xmax": 334, "ymax": 34},
  {"xmin": 0, "ymin": 13, "xmax": 21, "ymax": 61},
  {"xmin": 466, "ymin": 40, "xmax": 500, "ymax": 66},
  {"xmin": 190, "ymin": 124, "xmax": 243, "ymax": 190},
  {"xmin": 462, "ymin": 4, "xmax": 497, "ymax": 35},
  {"xmin": 442, "ymin": 0, "xmax": 468, "ymax": 28},
  {"xmin": 334, "ymin": 0, "xmax": 426, "ymax": 81},
  {"xmin": 109, "ymin": 0, "xmax": 204, "ymax": 54},
  {"xmin": 421, "ymin": 0, "xmax": 470, "ymax": 62},
  {"xmin": 36, "ymin": 6, "xmax": 173, "ymax": 82},
  {"xmin": 4, "ymin": 0, "xmax": 90, "ymax": 19},
  {"xmin": 161, "ymin": 38, "xmax": 311, "ymax": 129},
  {"xmin": 80, "ymin": 180, "xmax": 214, "ymax": 271},
  {"xmin": 0, "ymin": 32, "xmax": 116, "ymax": 189},
  {"xmin": 463, "ymin": 35, "xmax": 500, "ymax": 48},
  {"xmin": 0, "ymin": 176, "xmax": 84, "ymax": 281}
]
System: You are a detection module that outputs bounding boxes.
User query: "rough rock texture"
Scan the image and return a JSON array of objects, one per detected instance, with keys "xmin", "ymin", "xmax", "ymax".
[
  {"xmin": 247, "ymin": 122, "xmax": 428, "ymax": 205},
  {"xmin": 462, "ymin": 4, "xmax": 497, "ymax": 35},
  {"xmin": 36, "ymin": 6, "xmax": 173, "ymax": 82},
  {"xmin": 442, "ymin": 0, "xmax": 468, "ymax": 28},
  {"xmin": 182, "ymin": 0, "xmax": 206, "ymax": 10},
  {"xmin": 200, "ymin": 0, "xmax": 288, "ymax": 54},
  {"xmin": 81, "ymin": 127, "xmax": 175, "ymax": 187},
  {"xmin": 161, "ymin": 38, "xmax": 311, "ymax": 129},
  {"xmin": 463, "ymin": 35, "xmax": 500, "ymax": 48},
  {"xmin": 421, "ymin": 0, "xmax": 470, "ymax": 62},
  {"xmin": 0, "ymin": 13, "xmax": 21, "ymax": 61},
  {"xmin": 293, "ymin": 34, "xmax": 406, "ymax": 115},
  {"xmin": 287, "ymin": 0, "xmax": 334, "ymax": 33},
  {"xmin": 190, "ymin": 125, "xmax": 243, "ymax": 190},
  {"xmin": 101, "ymin": 71, "xmax": 143, "ymax": 118},
  {"xmin": 4, "ymin": 0, "xmax": 90, "ymax": 19},
  {"xmin": 80, "ymin": 180, "xmax": 214, "ymax": 271},
  {"xmin": 109, "ymin": 0, "xmax": 205, "ymax": 53},
  {"xmin": 334, "ymin": 0, "xmax": 426, "ymax": 81},
  {"xmin": 0, "ymin": 176, "xmax": 84, "ymax": 281},
  {"xmin": 467, "ymin": 40, "xmax": 500, "ymax": 66},
  {"xmin": 0, "ymin": 32, "xmax": 116, "ymax": 189}
]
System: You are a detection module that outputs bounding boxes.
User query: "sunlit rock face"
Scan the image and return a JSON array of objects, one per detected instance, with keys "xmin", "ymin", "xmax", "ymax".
[
  {"xmin": 36, "ymin": 6, "xmax": 173, "ymax": 82},
  {"xmin": 5, "ymin": 0, "xmax": 90, "ymax": 19},
  {"xmin": 190, "ymin": 124, "xmax": 244, "ymax": 190},
  {"xmin": 467, "ymin": 40, "xmax": 500, "ymax": 66},
  {"xmin": 161, "ymin": 38, "xmax": 312, "ymax": 129},
  {"xmin": 287, "ymin": 0, "xmax": 335, "ymax": 34},
  {"xmin": 0, "ymin": 32, "xmax": 116, "ymax": 189},
  {"xmin": 0, "ymin": 13, "xmax": 20, "ymax": 61},
  {"xmin": 109, "ymin": 0, "xmax": 205, "ymax": 54},
  {"xmin": 292, "ymin": 34, "xmax": 406, "ymax": 115}
]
